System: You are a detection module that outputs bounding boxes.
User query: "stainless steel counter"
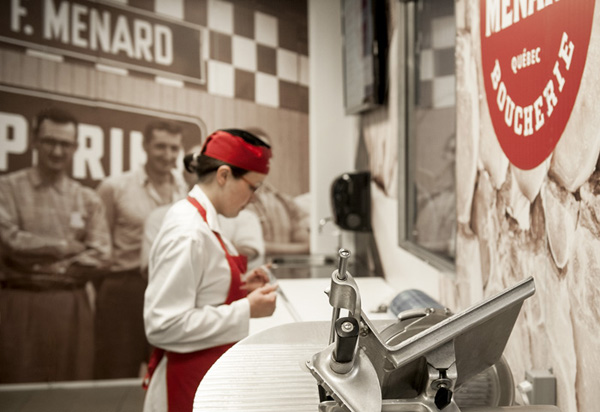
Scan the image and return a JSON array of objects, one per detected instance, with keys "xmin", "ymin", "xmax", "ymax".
[
  {"xmin": 194, "ymin": 321, "xmax": 329, "ymax": 412},
  {"xmin": 201, "ymin": 276, "xmax": 398, "ymax": 411},
  {"xmin": 267, "ymin": 253, "xmax": 371, "ymax": 279}
]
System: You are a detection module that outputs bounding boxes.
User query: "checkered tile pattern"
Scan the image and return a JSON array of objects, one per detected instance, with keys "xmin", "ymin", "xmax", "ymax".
[
  {"xmin": 417, "ymin": 9, "xmax": 455, "ymax": 109},
  {"xmin": 136, "ymin": 0, "xmax": 309, "ymax": 112},
  {"xmin": 23, "ymin": 0, "xmax": 310, "ymax": 113},
  {"xmin": 205, "ymin": 0, "xmax": 309, "ymax": 112}
]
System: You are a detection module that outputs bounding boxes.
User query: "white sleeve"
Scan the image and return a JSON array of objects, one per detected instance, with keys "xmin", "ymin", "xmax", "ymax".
[{"xmin": 144, "ymin": 231, "xmax": 250, "ymax": 353}]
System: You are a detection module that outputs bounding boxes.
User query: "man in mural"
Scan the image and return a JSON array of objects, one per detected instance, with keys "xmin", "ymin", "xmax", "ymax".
[
  {"xmin": 95, "ymin": 120, "xmax": 188, "ymax": 379},
  {"xmin": 0, "ymin": 107, "xmax": 111, "ymax": 383},
  {"xmin": 243, "ymin": 128, "xmax": 310, "ymax": 257}
]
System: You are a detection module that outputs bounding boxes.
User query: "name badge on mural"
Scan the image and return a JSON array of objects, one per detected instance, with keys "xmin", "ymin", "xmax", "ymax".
[
  {"xmin": 480, "ymin": 0, "xmax": 595, "ymax": 170},
  {"xmin": 70, "ymin": 212, "xmax": 85, "ymax": 229}
]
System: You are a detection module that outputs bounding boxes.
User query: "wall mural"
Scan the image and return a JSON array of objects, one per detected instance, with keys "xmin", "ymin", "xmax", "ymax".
[
  {"xmin": 0, "ymin": 0, "xmax": 206, "ymax": 85},
  {"xmin": 0, "ymin": 85, "xmax": 206, "ymax": 187},
  {"xmin": 447, "ymin": 1, "xmax": 600, "ymax": 411},
  {"xmin": 480, "ymin": 0, "xmax": 595, "ymax": 170},
  {"xmin": 0, "ymin": 0, "xmax": 309, "ymax": 385}
]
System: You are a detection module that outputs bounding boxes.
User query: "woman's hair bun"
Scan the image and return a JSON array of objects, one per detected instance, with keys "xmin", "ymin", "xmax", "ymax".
[{"xmin": 183, "ymin": 152, "xmax": 200, "ymax": 173}]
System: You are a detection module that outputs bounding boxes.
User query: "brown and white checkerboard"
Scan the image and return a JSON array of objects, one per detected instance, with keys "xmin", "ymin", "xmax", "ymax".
[
  {"xmin": 416, "ymin": 2, "xmax": 455, "ymax": 110},
  {"xmin": 204, "ymin": 0, "xmax": 309, "ymax": 112},
  {"xmin": 21, "ymin": 0, "xmax": 310, "ymax": 113}
]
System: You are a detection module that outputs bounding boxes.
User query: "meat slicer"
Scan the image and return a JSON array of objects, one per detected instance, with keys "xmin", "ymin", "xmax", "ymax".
[
  {"xmin": 305, "ymin": 249, "xmax": 560, "ymax": 412},
  {"xmin": 193, "ymin": 249, "xmax": 561, "ymax": 412}
]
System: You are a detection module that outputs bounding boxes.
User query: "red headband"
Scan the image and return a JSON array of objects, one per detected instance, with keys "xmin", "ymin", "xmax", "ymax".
[{"xmin": 202, "ymin": 130, "xmax": 271, "ymax": 174}]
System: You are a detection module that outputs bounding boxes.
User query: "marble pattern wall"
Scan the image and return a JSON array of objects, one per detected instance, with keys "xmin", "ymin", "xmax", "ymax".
[
  {"xmin": 442, "ymin": 1, "xmax": 600, "ymax": 411},
  {"xmin": 361, "ymin": 0, "xmax": 599, "ymax": 410}
]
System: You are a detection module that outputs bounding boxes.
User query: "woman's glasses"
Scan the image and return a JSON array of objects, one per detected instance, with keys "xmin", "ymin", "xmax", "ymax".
[{"xmin": 240, "ymin": 176, "xmax": 261, "ymax": 192}]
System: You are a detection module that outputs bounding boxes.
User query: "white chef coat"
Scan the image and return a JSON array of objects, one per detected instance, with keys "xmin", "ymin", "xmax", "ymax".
[
  {"xmin": 143, "ymin": 185, "xmax": 251, "ymax": 412},
  {"xmin": 219, "ymin": 209, "xmax": 265, "ymax": 268}
]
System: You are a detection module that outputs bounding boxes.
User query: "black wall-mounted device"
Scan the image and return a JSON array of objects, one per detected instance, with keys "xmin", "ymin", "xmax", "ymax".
[{"xmin": 331, "ymin": 171, "xmax": 372, "ymax": 232}]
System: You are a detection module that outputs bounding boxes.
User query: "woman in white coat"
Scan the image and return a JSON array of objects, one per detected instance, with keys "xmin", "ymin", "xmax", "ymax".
[{"xmin": 142, "ymin": 129, "xmax": 278, "ymax": 412}]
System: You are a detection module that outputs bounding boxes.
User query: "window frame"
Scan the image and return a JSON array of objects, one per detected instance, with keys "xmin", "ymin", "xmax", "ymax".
[{"xmin": 397, "ymin": 0, "xmax": 456, "ymax": 273}]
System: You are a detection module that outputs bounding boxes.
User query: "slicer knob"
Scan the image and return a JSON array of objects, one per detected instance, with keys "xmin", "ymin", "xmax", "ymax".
[
  {"xmin": 434, "ymin": 385, "xmax": 453, "ymax": 410},
  {"xmin": 333, "ymin": 317, "xmax": 359, "ymax": 363}
]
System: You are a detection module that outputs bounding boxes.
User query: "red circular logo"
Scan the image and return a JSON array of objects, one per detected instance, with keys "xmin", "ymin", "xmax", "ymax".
[{"xmin": 480, "ymin": 0, "xmax": 595, "ymax": 170}]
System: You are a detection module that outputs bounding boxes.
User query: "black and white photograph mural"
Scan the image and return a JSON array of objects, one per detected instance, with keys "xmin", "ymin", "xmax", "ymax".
[{"xmin": 0, "ymin": 0, "xmax": 309, "ymax": 386}]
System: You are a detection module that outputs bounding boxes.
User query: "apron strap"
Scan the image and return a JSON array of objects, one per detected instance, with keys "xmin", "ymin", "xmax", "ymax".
[
  {"xmin": 142, "ymin": 348, "xmax": 164, "ymax": 389},
  {"xmin": 186, "ymin": 196, "xmax": 248, "ymax": 282}
]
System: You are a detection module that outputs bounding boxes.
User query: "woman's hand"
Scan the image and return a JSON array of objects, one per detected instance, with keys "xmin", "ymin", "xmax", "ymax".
[
  {"xmin": 248, "ymin": 283, "xmax": 278, "ymax": 318},
  {"xmin": 241, "ymin": 264, "xmax": 272, "ymax": 293}
]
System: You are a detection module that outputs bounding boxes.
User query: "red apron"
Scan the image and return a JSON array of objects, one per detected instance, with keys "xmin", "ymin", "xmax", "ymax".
[{"xmin": 143, "ymin": 196, "xmax": 248, "ymax": 412}]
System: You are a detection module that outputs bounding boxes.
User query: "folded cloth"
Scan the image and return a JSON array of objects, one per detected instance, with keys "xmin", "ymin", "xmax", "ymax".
[{"xmin": 388, "ymin": 289, "xmax": 445, "ymax": 316}]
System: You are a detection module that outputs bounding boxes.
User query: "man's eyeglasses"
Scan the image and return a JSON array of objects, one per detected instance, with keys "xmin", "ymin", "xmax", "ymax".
[
  {"xmin": 39, "ymin": 137, "xmax": 77, "ymax": 150},
  {"xmin": 240, "ymin": 176, "xmax": 261, "ymax": 192}
]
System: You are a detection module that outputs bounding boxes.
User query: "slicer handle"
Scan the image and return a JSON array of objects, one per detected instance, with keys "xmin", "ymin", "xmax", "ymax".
[
  {"xmin": 336, "ymin": 248, "xmax": 351, "ymax": 280},
  {"xmin": 333, "ymin": 317, "xmax": 359, "ymax": 363}
]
